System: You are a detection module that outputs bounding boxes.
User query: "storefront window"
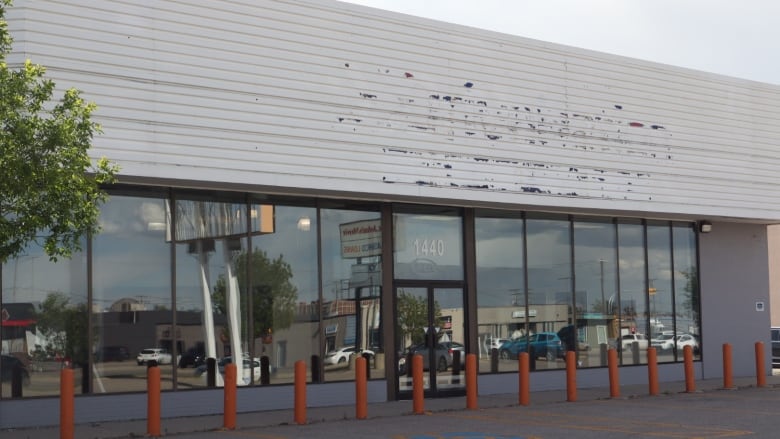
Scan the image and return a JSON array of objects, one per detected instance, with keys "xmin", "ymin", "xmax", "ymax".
[
  {"xmin": 673, "ymin": 224, "xmax": 700, "ymax": 360},
  {"xmin": 647, "ymin": 222, "xmax": 674, "ymax": 363},
  {"xmin": 92, "ymin": 194, "xmax": 172, "ymax": 393},
  {"xmin": 475, "ymin": 212, "xmax": 524, "ymax": 373},
  {"xmin": 320, "ymin": 207, "xmax": 383, "ymax": 381},
  {"xmin": 1, "ymin": 241, "xmax": 87, "ymax": 398},
  {"xmin": 172, "ymin": 196, "xmax": 250, "ymax": 387},
  {"xmin": 617, "ymin": 221, "xmax": 647, "ymax": 365},
  {"xmin": 249, "ymin": 204, "xmax": 318, "ymax": 384},
  {"xmin": 525, "ymin": 215, "xmax": 571, "ymax": 370},
  {"xmin": 573, "ymin": 219, "xmax": 617, "ymax": 368}
]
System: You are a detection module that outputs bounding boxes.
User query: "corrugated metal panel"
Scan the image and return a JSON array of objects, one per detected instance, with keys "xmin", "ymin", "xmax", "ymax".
[{"xmin": 7, "ymin": 0, "xmax": 780, "ymax": 221}]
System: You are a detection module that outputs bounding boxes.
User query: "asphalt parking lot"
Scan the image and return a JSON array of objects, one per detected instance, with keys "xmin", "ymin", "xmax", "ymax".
[{"xmin": 4, "ymin": 374, "xmax": 780, "ymax": 438}]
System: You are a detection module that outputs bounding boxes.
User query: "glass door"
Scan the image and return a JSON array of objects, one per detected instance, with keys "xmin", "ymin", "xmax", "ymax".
[{"xmin": 395, "ymin": 285, "xmax": 465, "ymax": 396}]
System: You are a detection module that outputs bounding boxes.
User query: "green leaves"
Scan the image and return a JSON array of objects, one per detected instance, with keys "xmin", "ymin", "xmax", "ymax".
[{"xmin": 1, "ymin": 1, "xmax": 118, "ymax": 263}]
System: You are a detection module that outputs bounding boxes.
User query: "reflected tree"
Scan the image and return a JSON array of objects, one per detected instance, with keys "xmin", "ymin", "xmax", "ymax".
[
  {"xmin": 679, "ymin": 268, "xmax": 700, "ymax": 322},
  {"xmin": 396, "ymin": 290, "xmax": 440, "ymax": 346},
  {"xmin": 35, "ymin": 292, "xmax": 90, "ymax": 363},
  {"xmin": 212, "ymin": 248, "xmax": 297, "ymax": 340}
]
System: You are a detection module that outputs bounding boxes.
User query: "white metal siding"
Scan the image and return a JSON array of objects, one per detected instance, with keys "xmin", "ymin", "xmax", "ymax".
[{"xmin": 7, "ymin": 0, "xmax": 780, "ymax": 221}]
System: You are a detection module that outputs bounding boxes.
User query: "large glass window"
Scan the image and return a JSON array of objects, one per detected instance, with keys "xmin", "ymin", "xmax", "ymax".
[
  {"xmin": 617, "ymin": 221, "xmax": 647, "ymax": 365},
  {"xmin": 475, "ymin": 212, "xmax": 525, "ymax": 373},
  {"xmin": 525, "ymin": 215, "xmax": 571, "ymax": 370},
  {"xmin": 573, "ymin": 219, "xmax": 618, "ymax": 368},
  {"xmin": 173, "ymin": 197, "xmax": 249, "ymax": 387},
  {"xmin": 92, "ymin": 195, "xmax": 172, "ymax": 393},
  {"xmin": 393, "ymin": 210, "xmax": 463, "ymax": 281},
  {"xmin": 647, "ymin": 222, "xmax": 674, "ymax": 363},
  {"xmin": 673, "ymin": 224, "xmax": 701, "ymax": 360},
  {"xmin": 1, "ymin": 242, "xmax": 87, "ymax": 398},
  {"xmin": 320, "ymin": 207, "xmax": 383, "ymax": 381},
  {"xmin": 249, "ymin": 204, "xmax": 318, "ymax": 384}
]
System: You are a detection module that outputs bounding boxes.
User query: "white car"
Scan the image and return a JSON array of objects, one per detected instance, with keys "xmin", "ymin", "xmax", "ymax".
[
  {"xmin": 220, "ymin": 356, "xmax": 262, "ymax": 383},
  {"xmin": 675, "ymin": 334, "xmax": 700, "ymax": 353},
  {"xmin": 650, "ymin": 333, "xmax": 675, "ymax": 351},
  {"xmin": 620, "ymin": 334, "xmax": 649, "ymax": 350},
  {"xmin": 136, "ymin": 348, "xmax": 173, "ymax": 365},
  {"xmin": 324, "ymin": 346, "xmax": 357, "ymax": 365}
]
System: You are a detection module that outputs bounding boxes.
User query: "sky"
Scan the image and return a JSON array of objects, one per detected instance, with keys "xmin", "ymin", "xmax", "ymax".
[{"xmin": 340, "ymin": 0, "xmax": 780, "ymax": 86}]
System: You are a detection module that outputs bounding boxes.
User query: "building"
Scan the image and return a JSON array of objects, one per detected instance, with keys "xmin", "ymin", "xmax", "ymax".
[{"xmin": 2, "ymin": 0, "xmax": 779, "ymax": 428}]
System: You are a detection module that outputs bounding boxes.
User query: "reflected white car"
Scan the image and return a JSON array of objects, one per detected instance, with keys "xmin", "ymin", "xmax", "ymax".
[
  {"xmin": 651, "ymin": 333, "xmax": 675, "ymax": 351},
  {"xmin": 620, "ymin": 334, "xmax": 649, "ymax": 350},
  {"xmin": 675, "ymin": 334, "xmax": 700, "ymax": 353},
  {"xmin": 137, "ymin": 348, "xmax": 173, "ymax": 365},
  {"xmin": 324, "ymin": 346, "xmax": 357, "ymax": 365}
]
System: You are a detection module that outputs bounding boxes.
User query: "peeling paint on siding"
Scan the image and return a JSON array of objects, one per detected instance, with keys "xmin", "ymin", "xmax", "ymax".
[{"xmin": 355, "ymin": 77, "xmax": 669, "ymax": 201}]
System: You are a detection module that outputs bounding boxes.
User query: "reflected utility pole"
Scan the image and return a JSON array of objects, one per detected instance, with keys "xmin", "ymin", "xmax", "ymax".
[{"xmin": 599, "ymin": 259, "xmax": 606, "ymax": 313}]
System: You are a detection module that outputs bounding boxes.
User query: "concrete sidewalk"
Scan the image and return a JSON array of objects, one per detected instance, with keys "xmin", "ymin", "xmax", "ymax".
[{"xmin": 3, "ymin": 374, "xmax": 779, "ymax": 439}]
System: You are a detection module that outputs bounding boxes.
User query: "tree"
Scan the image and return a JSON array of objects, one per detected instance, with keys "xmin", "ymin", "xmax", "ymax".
[
  {"xmin": 0, "ymin": 0, "xmax": 117, "ymax": 264},
  {"xmin": 212, "ymin": 248, "xmax": 298, "ymax": 340}
]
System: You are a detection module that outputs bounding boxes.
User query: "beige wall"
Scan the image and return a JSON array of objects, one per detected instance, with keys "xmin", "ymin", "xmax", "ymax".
[{"xmin": 769, "ymin": 225, "xmax": 780, "ymax": 327}]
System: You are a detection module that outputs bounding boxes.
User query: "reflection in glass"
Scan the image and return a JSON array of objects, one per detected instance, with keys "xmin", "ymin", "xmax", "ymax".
[
  {"xmin": 525, "ymin": 217, "xmax": 570, "ymax": 370},
  {"xmin": 251, "ymin": 205, "xmax": 317, "ymax": 384},
  {"xmin": 93, "ymin": 195, "xmax": 172, "ymax": 392},
  {"xmin": 647, "ymin": 223, "xmax": 673, "ymax": 363},
  {"xmin": 617, "ymin": 222, "xmax": 647, "ymax": 365},
  {"xmin": 573, "ymin": 219, "xmax": 617, "ymax": 368},
  {"xmin": 475, "ymin": 214, "xmax": 525, "ymax": 373},
  {"xmin": 396, "ymin": 287, "xmax": 464, "ymax": 393},
  {"xmin": 320, "ymin": 209, "xmax": 383, "ymax": 382},
  {"xmin": 394, "ymin": 212, "xmax": 463, "ymax": 281},
  {"xmin": 673, "ymin": 224, "xmax": 701, "ymax": 360},
  {"xmin": 1, "ymin": 243, "xmax": 87, "ymax": 398},
  {"xmin": 172, "ymin": 198, "xmax": 249, "ymax": 387}
]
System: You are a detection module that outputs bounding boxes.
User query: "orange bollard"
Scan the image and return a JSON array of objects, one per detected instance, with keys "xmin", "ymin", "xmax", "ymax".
[
  {"xmin": 147, "ymin": 366, "xmax": 161, "ymax": 437},
  {"xmin": 608, "ymin": 348, "xmax": 620, "ymax": 398},
  {"xmin": 355, "ymin": 357, "xmax": 368, "ymax": 420},
  {"xmin": 294, "ymin": 360, "xmax": 307, "ymax": 425},
  {"xmin": 566, "ymin": 351, "xmax": 577, "ymax": 402},
  {"xmin": 466, "ymin": 354, "xmax": 478, "ymax": 410},
  {"xmin": 223, "ymin": 363, "xmax": 237, "ymax": 430},
  {"xmin": 722, "ymin": 343, "xmax": 733, "ymax": 389},
  {"xmin": 684, "ymin": 345, "xmax": 695, "ymax": 392},
  {"xmin": 60, "ymin": 367, "xmax": 74, "ymax": 439},
  {"xmin": 755, "ymin": 341, "xmax": 766, "ymax": 387},
  {"xmin": 647, "ymin": 347, "xmax": 659, "ymax": 396},
  {"xmin": 518, "ymin": 352, "xmax": 530, "ymax": 406},
  {"xmin": 412, "ymin": 354, "xmax": 424, "ymax": 414}
]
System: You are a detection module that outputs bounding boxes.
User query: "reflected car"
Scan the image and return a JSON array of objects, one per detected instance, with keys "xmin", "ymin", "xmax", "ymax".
[
  {"xmin": 397, "ymin": 343, "xmax": 451, "ymax": 373},
  {"xmin": 675, "ymin": 334, "xmax": 700, "ymax": 353},
  {"xmin": 499, "ymin": 332, "xmax": 564, "ymax": 361},
  {"xmin": 324, "ymin": 346, "xmax": 357, "ymax": 365},
  {"xmin": 195, "ymin": 355, "xmax": 262, "ymax": 383},
  {"xmin": 0, "ymin": 355, "xmax": 30, "ymax": 385},
  {"xmin": 439, "ymin": 341, "xmax": 466, "ymax": 365},
  {"xmin": 178, "ymin": 348, "xmax": 206, "ymax": 368},
  {"xmin": 136, "ymin": 348, "xmax": 173, "ymax": 365},
  {"xmin": 620, "ymin": 334, "xmax": 649, "ymax": 350},
  {"xmin": 650, "ymin": 333, "xmax": 676, "ymax": 351}
]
